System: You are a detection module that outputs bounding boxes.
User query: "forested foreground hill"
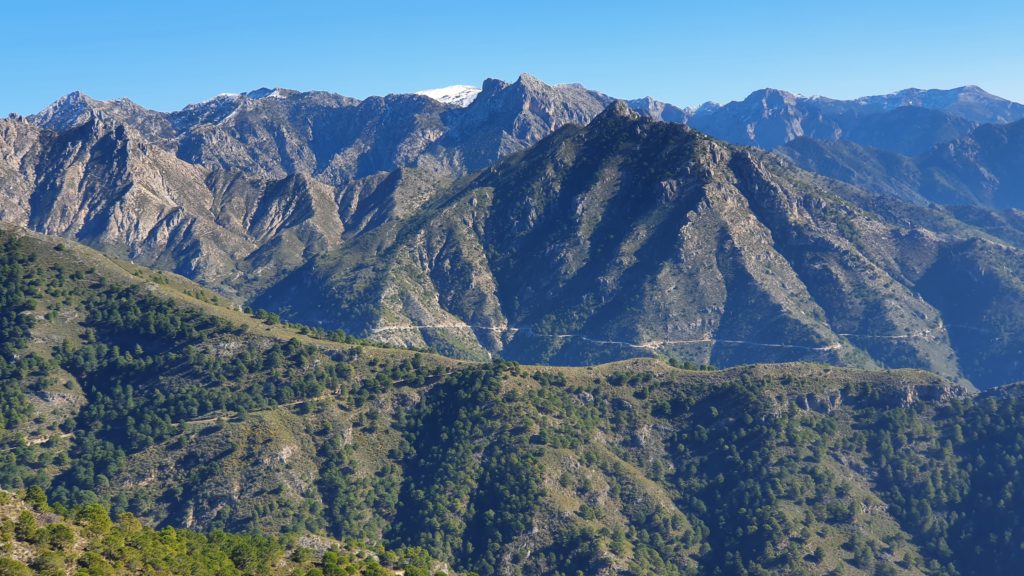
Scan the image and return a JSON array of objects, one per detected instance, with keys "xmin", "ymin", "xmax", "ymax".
[
  {"xmin": 2, "ymin": 226, "xmax": 1024, "ymax": 575},
  {"xmin": 0, "ymin": 488, "xmax": 446, "ymax": 575}
]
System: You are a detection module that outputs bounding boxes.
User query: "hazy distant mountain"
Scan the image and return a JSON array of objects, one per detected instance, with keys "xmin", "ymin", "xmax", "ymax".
[
  {"xmin": 687, "ymin": 88, "xmax": 839, "ymax": 149},
  {"xmin": 626, "ymin": 96, "xmax": 691, "ymax": 123},
  {"xmin": 779, "ymin": 118, "xmax": 1024, "ymax": 209},
  {"xmin": 849, "ymin": 85, "xmax": 1024, "ymax": 123},
  {"xmin": 918, "ymin": 119, "xmax": 1024, "ymax": 207},
  {"xmin": 842, "ymin": 106, "xmax": 977, "ymax": 155},
  {"xmin": 685, "ymin": 85, "xmax": 1024, "ymax": 153},
  {"xmin": 776, "ymin": 138, "xmax": 929, "ymax": 204}
]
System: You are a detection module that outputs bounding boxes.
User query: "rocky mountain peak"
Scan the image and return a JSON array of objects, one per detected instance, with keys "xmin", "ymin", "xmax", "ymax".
[
  {"xmin": 57, "ymin": 90, "xmax": 94, "ymax": 106},
  {"xmin": 627, "ymin": 96, "xmax": 690, "ymax": 123},
  {"xmin": 596, "ymin": 100, "xmax": 643, "ymax": 123},
  {"xmin": 515, "ymin": 72, "xmax": 544, "ymax": 87},
  {"xmin": 689, "ymin": 101, "xmax": 722, "ymax": 115},
  {"xmin": 29, "ymin": 91, "xmax": 176, "ymax": 143},
  {"xmin": 499, "ymin": 73, "xmax": 604, "ymax": 104},
  {"xmin": 480, "ymin": 77, "xmax": 510, "ymax": 97},
  {"xmin": 29, "ymin": 90, "xmax": 100, "ymax": 131},
  {"xmin": 852, "ymin": 86, "xmax": 1024, "ymax": 124},
  {"xmin": 745, "ymin": 87, "xmax": 800, "ymax": 110}
]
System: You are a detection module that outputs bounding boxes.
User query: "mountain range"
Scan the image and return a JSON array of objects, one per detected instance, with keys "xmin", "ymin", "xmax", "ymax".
[
  {"xmin": 3, "ymin": 75, "xmax": 1024, "ymax": 389},
  {"xmin": 687, "ymin": 85, "xmax": 1024, "ymax": 153},
  {"xmin": 6, "ymin": 73, "xmax": 1024, "ymax": 576}
]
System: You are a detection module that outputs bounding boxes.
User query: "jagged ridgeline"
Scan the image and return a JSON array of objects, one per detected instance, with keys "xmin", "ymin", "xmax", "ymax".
[
  {"xmin": 6, "ymin": 78, "xmax": 1024, "ymax": 389},
  {"xmin": 2, "ymin": 227, "xmax": 1024, "ymax": 575}
]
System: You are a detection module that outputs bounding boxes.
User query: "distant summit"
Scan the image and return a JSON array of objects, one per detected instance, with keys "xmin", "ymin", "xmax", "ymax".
[
  {"xmin": 686, "ymin": 85, "xmax": 1024, "ymax": 153},
  {"xmin": 415, "ymin": 85, "xmax": 481, "ymax": 107},
  {"xmin": 850, "ymin": 85, "xmax": 1024, "ymax": 123}
]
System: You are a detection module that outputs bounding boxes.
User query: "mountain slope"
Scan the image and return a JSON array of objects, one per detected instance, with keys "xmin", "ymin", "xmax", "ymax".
[
  {"xmin": 0, "ymin": 75, "xmax": 684, "ymax": 298},
  {"xmin": 0, "ymin": 489, "xmax": 446, "ymax": 576},
  {"xmin": 842, "ymin": 106, "xmax": 977, "ymax": 156},
  {"xmin": 775, "ymin": 138, "xmax": 928, "ymax": 204},
  {"xmin": 253, "ymin": 103, "xmax": 1024, "ymax": 388},
  {"xmin": 5, "ymin": 79, "xmax": 1024, "ymax": 388},
  {"xmin": 779, "ymin": 118, "xmax": 1024, "ymax": 209},
  {"xmin": 917, "ymin": 119, "xmax": 1024, "ymax": 207},
  {"xmin": 7, "ymin": 226, "xmax": 1024, "ymax": 575}
]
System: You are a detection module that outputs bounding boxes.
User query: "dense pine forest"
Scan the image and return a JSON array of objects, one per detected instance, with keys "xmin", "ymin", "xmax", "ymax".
[{"xmin": 1, "ymin": 227, "xmax": 1024, "ymax": 575}]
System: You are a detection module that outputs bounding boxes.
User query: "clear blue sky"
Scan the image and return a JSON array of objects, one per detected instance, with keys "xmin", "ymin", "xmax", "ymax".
[{"xmin": 4, "ymin": 0, "xmax": 1023, "ymax": 114}]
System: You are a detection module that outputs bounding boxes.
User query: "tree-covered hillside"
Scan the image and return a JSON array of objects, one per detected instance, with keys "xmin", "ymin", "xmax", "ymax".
[
  {"xmin": 2, "ymin": 226, "xmax": 1024, "ymax": 575},
  {"xmin": 0, "ymin": 488, "xmax": 448, "ymax": 575}
]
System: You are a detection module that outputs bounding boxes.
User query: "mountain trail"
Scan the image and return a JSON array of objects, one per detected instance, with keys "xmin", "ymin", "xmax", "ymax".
[{"xmin": 370, "ymin": 324, "xmax": 843, "ymax": 352}]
